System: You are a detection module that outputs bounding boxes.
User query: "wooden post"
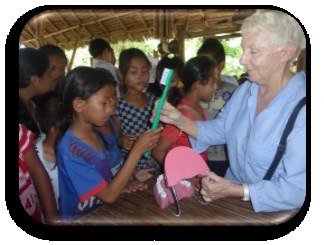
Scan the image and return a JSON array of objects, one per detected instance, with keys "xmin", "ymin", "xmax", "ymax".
[
  {"xmin": 176, "ymin": 26, "xmax": 185, "ymax": 62},
  {"xmin": 67, "ymin": 25, "xmax": 82, "ymax": 72}
]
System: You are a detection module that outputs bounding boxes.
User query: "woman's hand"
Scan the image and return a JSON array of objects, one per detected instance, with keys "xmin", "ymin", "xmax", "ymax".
[
  {"xmin": 120, "ymin": 134, "xmax": 137, "ymax": 150},
  {"xmin": 200, "ymin": 170, "xmax": 243, "ymax": 202},
  {"xmin": 122, "ymin": 180, "xmax": 148, "ymax": 194},
  {"xmin": 150, "ymin": 100, "xmax": 184, "ymax": 128},
  {"xmin": 131, "ymin": 127, "xmax": 163, "ymax": 156},
  {"xmin": 134, "ymin": 168, "xmax": 154, "ymax": 182}
]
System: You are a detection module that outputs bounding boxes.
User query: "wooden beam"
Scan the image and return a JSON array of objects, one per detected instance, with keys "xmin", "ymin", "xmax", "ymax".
[
  {"xmin": 154, "ymin": 9, "xmax": 159, "ymax": 39},
  {"xmin": 46, "ymin": 18, "xmax": 69, "ymax": 43},
  {"xmin": 35, "ymin": 16, "xmax": 45, "ymax": 48},
  {"xmin": 53, "ymin": 27, "xmax": 154, "ymax": 47},
  {"xmin": 170, "ymin": 11, "xmax": 175, "ymax": 37},
  {"xmin": 23, "ymin": 10, "xmax": 151, "ymax": 43},
  {"xmin": 214, "ymin": 33, "xmax": 242, "ymax": 40},
  {"xmin": 67, "ymin": 26, "xmax": 82, "ymax": 72},
  {"xmin": 25, "ymin": 24, "xmax": 35, "ymax": 39},
  {"xmin": 176, "ymin": 26, "xmax": 185, "ymax": 62},
  {"xmin": 54, "ymin": 9, "xmax": 81, "ymax": 38},
  {"xmin": 115, "ymin": 15, "xmax": 127, "ymax": 30},
  {"xmin": 184, "ymin": 10, "xmax": 190, "ymax": 31},
  {"xmin": 69, "ymin": 9, "xmax": 92, "ymax": 38},
  {"xmin": 89, "ymin": 9, "xmax": 111, "ymax": 42},
  {"xmin": 186, "ymin": 26, "xmax": 242, "ymax": 38},
  {"xmin": 137, "ymin": 11, "xmax": 148, "ymax": 28}
]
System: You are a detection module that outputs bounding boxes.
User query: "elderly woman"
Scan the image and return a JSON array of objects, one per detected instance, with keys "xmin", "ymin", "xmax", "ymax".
[{"xmin": 151, "ymin": 10, "xmax": 306, "ymax": 212}]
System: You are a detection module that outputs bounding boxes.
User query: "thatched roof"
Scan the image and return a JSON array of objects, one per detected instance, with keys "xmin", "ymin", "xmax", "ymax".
[{"xmin": 20, "ymin": 9, "xmax": 256, "ymax": 51}]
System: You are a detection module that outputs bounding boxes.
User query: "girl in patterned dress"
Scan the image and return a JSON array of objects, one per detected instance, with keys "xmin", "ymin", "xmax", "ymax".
[
  {"xmin": 55, "ymin": 67, "xmax": 162, "ymax": 219},
  {"xmin": 116, "ymin": 48, "xmax": 161, "ymax": 179}
]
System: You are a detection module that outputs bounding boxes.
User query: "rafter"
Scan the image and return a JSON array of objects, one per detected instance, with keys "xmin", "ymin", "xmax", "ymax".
[
  {"xmin": 89, "ymin": 9, "xmax": 111, "ymax": 42},
  {"xmin": 46, "ymin": 18, "xmax": 69, "ymax": 43},
  {"xmin": 137, "ymin": 11, "xmax": 148, "ymax": 28},
  {"xmin": 54, "ymin": 9, "xmax": 80, "ymax": 38},
  {"xmin": 69, "ymin": 9, "xmax": 92, "ymax": 38}
]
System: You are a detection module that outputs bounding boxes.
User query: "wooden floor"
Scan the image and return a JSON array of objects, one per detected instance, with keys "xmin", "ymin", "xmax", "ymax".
[{"xmin": 71, "ymin": 178, "xmax": 299, "ymax": 226}]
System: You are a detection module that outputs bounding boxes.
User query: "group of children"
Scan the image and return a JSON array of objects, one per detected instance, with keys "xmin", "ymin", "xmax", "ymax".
[{"xmin": 19, "ymin": 37, "xmax": 239, "ymax": 222}]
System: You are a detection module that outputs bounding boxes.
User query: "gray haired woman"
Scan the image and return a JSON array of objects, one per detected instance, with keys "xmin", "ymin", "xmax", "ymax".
[{"xmin": 152, "ymin": 10, "xmax": 306, "ymax": 212}]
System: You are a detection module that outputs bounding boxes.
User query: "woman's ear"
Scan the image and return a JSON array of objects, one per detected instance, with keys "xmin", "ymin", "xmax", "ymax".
[
  {"xmin": 280, "ymin": 42, "xmax": 297, "ymax": 63},
  {"xmin": 72, "ymin": 97, "xmax": 87, "ymax": 113}
]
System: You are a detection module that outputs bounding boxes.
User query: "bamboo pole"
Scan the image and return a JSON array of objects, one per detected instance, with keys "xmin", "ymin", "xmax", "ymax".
[{"xmin": 67, "ymin": 26, "xmax": 82, "ymax": 72}]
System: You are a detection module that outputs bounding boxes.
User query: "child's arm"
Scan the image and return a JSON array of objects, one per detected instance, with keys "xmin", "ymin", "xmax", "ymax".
[
  {"xmin": 152, "ymin": 137, "xmax": 173, "ymax": 166},
  {"xmin": 95, "ymin": 127, "xmax": 163, "ymax": 203},
  {"xmin": 24, "ymin": 147, "xmax": 57, "ymax": 223},
  {"xmin": 114, "ymin": 116, "xmax": 136, "ymax": 149}
]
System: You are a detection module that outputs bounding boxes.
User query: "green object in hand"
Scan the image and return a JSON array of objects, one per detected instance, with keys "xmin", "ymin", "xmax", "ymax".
[{"xmin": 144, "ymin": 68, "xmax": 174, "ymax": 158}]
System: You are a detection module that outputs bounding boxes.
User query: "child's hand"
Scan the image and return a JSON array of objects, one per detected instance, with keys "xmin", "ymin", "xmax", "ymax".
[
  {"xmin": 131, "ymin": 127, "xmax": 163, "ymax": 156},
  {"xmin": 135, "ymin": 168, "xmax": 154, "ymax": 182},
  {"xmin": 120, "ymin": 134, "xmax": 137, "ymax": 150},
  {"xmin": 122, "ymin": 180, "xmax": 148, "ymax": 194}
]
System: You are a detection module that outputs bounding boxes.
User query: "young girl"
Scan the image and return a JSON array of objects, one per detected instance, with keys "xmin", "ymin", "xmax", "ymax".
[
  {"xmin": 116, "ymin": 48, "xmax": 161, "ymax": 179},
  {"xmin": 55, "ymin": 67, "xmax": 162, "ymax": 219},
  {"xmin": 152, "ymin": 56, "xmax": 219, "ymax": 166},
  {"xmin": 34, "ymin": 91, "xmax": 60, "ymax": 208},
  {"xmin": 19, "ymin": 48, "xmax": 57, "ymax": 223}
]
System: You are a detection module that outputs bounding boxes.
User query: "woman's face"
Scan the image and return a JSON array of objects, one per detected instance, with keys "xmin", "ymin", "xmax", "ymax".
[
  {"xmin": 81, "ymin": 85, "xmax": 117, "ymax": 127},
  {"xmin": 48, "ymin": 55, "xmax": 67, "ymax": 87},
  {"xmin": 240, "ymin": 32, "xmax": 283, "ymax": 84},
  {"xmin": 124, "ymin": 57, "xmax": 150, "ymax": 92},
  {"xmin": 34, "ymin": 67, "xmax": 57, "ymax": 94}
]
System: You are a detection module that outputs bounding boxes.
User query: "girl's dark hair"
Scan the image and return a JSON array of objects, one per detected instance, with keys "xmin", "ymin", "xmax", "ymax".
[
  {"xmin": 169, "ymin": 56, "xmax": 216, "ymax": 106},
  {"xmin": 118, "ymin": 48, "xmax": 150, "ymax": 77},
  {"xmin": 55, "ymin": 66, "xmax": 116, "ymax": 147},
  {"xmin": 19, "ymin": 48, "xmax": 49, "ymax": 89},
  {"xmin": 197, "ymin": 38, "xmax": 225, "ymax": 66},
  {"xmin": 35, "ymin": 90, "xmax": 59, "ymax": 134},
  {"xmin": 19, "ymin": 48, "xmax": 49, "ymax": 138},
  {"xmin": 89, "ymin": 38, "xmax": 112, "ymax": 58},
  {"xmin": 118, "ymin": 48, "xmax": 150, "ymax": 94},
  {"xmin": 155, "ymin": 57, "xmax": 184, "ymax": 107},
  {"xmin": 155, "ymin": 56, "xmax": 184, "ymax": 84},
  {"xmin": 38, "ymin": 44, "xmax": 67, "ymax": 61}
]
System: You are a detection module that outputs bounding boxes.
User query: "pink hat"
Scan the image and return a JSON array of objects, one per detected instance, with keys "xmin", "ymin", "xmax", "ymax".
[{"xmin": 165, "ymin": 146, "xmax": 209, "ymax": 187}]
